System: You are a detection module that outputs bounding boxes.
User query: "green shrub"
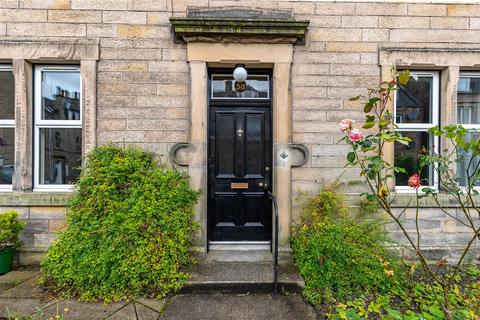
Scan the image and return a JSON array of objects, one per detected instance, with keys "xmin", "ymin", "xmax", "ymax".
[
  {"xmin": 40, "ymin": 144, "xmax": 200, "ymax": 302},
  {"xmin": 332, "ymin": 266, "xmax": 480, "ymax": 319},
  {"xmin": 0, "ymin": 210, "xmax": 25, "ymax": 251},
  {"xmin": 291, "ymin": 191, "xmax": 403, "ymax": 306}
]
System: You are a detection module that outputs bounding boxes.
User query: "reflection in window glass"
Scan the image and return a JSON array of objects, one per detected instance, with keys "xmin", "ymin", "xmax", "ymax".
[
  {"xmin": 394, "ymin": 132, "xmax": 434, "ymax": 186},
  {"xmin": 0, "ymin": 128, "xmax": 14, "ymax": 184},
  {"xmin": 396, "ymin": 76, "xmax": 433, "ymax": 124},
  {"xmin": 457, "ymin": 132, "xmax": 480, "ymax": 187},
  {"xmin": 41, "ymin": 71, "xmax": 81, "ymax": 121},
  {"xmin": 211, "ymin": 74, "xmax": 269, "ymax": 99},
  {"xmin": 0, "ymin": 71, "xmax": 14, "ymax": 120},
  {"xmin": 39, "ymin": 128, "xmax": 81, "ymax": 185},
  {"xmin": 457, "ymin": 76, "xmax": 480, "ymax": 125}
]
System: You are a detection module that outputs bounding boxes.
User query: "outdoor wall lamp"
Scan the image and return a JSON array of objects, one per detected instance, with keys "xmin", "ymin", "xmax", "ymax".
[{"xmin": 233, "ymin": 64, "xmax": 248, "ymax": 82}]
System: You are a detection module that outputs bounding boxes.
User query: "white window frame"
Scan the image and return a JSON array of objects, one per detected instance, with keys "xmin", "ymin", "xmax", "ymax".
[
  {"xmin": 458, "ymin": 72, "xmax": 480, "ymax": 130},
  {"xmin": 457, "ymin": 72, "xmax": 480, "ymax": 189},
  {"xmin": 394, "ymin": 71, "xmax": 440, "ymax": 192},
  {"xmin": 394, "ymin": 71, "xmax": 440, "ymax": 130},
  {"xmin": 34, "ymin": 65, "xmax": 82, "ymax": 192},
  {"xmin": 0, "ymin": 65, "xmax": 14, "ymax": 192}
]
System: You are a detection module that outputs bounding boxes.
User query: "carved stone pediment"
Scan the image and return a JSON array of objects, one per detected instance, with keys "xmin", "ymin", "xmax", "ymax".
[{"xmin": 170, "ymin": 16, "xmax": 309, "ymax": 45}]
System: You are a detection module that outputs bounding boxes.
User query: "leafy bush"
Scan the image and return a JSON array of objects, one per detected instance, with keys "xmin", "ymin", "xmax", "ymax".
[
  {"xmin": 40, "ymin": 145, "xmax": 200, "ymax": 302},
  {"xmin": 0, "ymin": 210, "xmax": 25, "ymax": 251},
  {"xmin": 291, "ymin": 191, "xmax": 480, "ymax": 319},
  {"xmin": 291, "ymin": 191, "xmax": 404, "ymax": 306},
  {"xmin": 332, "ymin": 266, "xmax": 480, "ymax": 319}
]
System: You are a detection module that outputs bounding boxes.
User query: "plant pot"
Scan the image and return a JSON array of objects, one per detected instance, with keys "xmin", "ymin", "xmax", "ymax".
[{"xmin": 0, "ymin": 246, "xmax": 15, "ymax": 275}]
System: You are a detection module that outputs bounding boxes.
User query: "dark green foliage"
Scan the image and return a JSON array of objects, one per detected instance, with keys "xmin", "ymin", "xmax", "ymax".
[
  {"xmin": 291, "ymin": 191, "xmax": 403, "ymax": 305},
  {"xmin": 0, "ymin": 210, "xmax": 25, "ymax": 251},
  {"xmin": 40, "ymin": 145, "xmax": 200, "ymax": 302}
]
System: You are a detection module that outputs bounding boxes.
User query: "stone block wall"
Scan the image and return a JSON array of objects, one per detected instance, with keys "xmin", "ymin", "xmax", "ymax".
[
  {"xmin": 0, "ymin": 205, "xmax": 66, "ymax": 265},
  {"xmin": 0, "ymin": 1, "xmax": 479, "ymax": 263}
]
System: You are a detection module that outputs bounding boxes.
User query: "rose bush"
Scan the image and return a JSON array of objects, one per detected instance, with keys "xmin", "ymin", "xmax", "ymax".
[{"xmin": 339, "ymin": 68, "xmax": 480, "ymax": 319}]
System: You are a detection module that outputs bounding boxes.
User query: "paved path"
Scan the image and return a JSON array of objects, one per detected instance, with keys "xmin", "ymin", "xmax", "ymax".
[
  {"xmin": 160, "ymin": 293, "xmax": 316, "ymax": 320},
  {"xmin": 0, "ymin": 271, "xmax": 317, "ymax": 320}
]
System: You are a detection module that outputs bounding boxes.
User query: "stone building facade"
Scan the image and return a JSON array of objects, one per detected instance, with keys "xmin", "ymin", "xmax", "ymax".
[{"xmin": 0, "ymin": 0, "xmax": 479, "ymax": 265}]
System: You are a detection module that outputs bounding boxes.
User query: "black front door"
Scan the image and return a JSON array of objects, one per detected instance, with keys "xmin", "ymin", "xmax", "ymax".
[{"xmin": 208, "ymin": 106, "xmax": 272, "ymax": 241}]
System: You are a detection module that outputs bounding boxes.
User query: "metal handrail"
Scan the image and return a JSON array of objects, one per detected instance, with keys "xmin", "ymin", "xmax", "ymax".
[{"xmin": 266, "ymin": 190, "xmax": 279, "ymax": 295}]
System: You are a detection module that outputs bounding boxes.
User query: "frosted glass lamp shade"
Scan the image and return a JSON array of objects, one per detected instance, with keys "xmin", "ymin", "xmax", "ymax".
[{"xmin": 233, "ymin": 64, "xmax": 248, "ymax": 82}]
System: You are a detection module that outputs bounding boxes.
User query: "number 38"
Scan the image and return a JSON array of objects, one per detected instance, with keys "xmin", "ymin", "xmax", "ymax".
[{"xmin": 235, "ymin": 81, "xmax": 246, "ymax": 92}]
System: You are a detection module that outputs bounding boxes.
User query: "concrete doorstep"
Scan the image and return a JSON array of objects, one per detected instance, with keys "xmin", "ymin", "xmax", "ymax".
[{"xmin": 181, "ymin": 260, "xmax": 304, "ymax": 294}]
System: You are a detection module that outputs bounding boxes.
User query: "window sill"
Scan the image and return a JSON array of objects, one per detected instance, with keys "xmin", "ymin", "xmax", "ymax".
[
  {"xmin": 346, "ymin": 192, "xmax": 480, "ymax": 208},
  {"xmin": 390, "ymin": 192, "xmax": 480, "ymax": 208},
  {"xmin": 0, "ymin": 186, "xmax": 13, "ymax": 192},
  {"xmin": 394, "ymin": 187, "xmax": 438, "ymax": 194},
  {"xmin": 33, "ymin": 186, "xmax": 75, "ymax": 192},
  {"xmin": 0, "ymin": 191, "xmax": 72, "ymax": 206}
]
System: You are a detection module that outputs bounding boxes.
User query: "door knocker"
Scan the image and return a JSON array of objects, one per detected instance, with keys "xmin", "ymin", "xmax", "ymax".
[{"xmin": 236, "ymin": 128, "xmax": 244, "ymax": 137}]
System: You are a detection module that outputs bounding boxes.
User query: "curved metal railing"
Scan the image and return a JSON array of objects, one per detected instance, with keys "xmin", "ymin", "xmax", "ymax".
[{"xmin": 266, "ymin": 190, "xmax": 279, "ymax": 295}]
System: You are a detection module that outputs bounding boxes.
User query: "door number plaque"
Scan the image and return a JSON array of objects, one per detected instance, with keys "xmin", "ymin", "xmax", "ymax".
[
  {"xmin": 231, "ymin": 182, "xmax": 248, "ymax": 189},
  {"xmin": 234, "ymin": 81, "xmax": 247, "ymax": 92}
]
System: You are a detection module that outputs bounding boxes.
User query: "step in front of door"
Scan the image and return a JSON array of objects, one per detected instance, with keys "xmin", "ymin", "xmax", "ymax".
[{"xmin": 180, "ymin": 261, "xmax": 304, "ymax": 294}]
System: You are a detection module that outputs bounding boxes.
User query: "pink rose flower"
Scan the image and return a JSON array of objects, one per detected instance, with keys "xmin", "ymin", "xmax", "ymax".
[
  {"xmin": 407, "ymin": 173, "xmax": 421, "ymax": 189},
  {"xmin": 340, "ymin": 119, "xmax": 354, "ymax": 132},
  {"xmin": 348, "ymin": 129, "xmax": 362, "ymax": 143}
]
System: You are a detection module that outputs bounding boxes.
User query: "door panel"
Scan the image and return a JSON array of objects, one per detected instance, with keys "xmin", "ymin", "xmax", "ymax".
[
  {"xmin": 216, "ymin": 113, "xmax": 236, "ymax": 177},
  {"xmin": 215, "ymin": 192, "xmax": 236, "ymax": 224},
  {"xmin": 208, "ymin": 106, "xmax": 272, "ymax": 241},
  {"xmin": 245, "ymin": 113, "xmax": 263, "ymax": 177}
]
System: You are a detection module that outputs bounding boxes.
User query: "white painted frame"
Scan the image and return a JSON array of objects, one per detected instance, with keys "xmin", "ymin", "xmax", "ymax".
[
  {"xmin": 394, "ymin": 71, "xmax": 440, "ymax": 130},
  {"xmin": 394, "ymin": 71, "xmax": 440, "ymax": 192},
  {"xmin": 33, "ymin": 65, "xmax": 82, "ymax": 192},
  {"xmin": 0, "ymin": 65, "xmax": 14, "ymax": 192},
  {"xmin": 457, "ymin": 72, "xmax": 480, "ymax": 189},
  {"xmin": 458, "ymin": 72, "xmax": 480, "ymax": 130},
  {"xmin": 210, "ymin": 74, "xmax": 270, "ymax": 100}
]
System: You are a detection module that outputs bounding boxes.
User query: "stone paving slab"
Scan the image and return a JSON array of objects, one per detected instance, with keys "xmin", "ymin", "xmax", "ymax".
[
  {"xmin": 136, "ymin": 298, "xmax": 167, "ymax": 313},
  {"xmin": 0, "ymin": 298, "xmax": 50, "ymax": 317},
  {"xmin": 0, "ymin": 276, "xmax": 45, "ymax": 299},
  {"xmin": 159, "ymin": 293, "xmax": 316, "ymax": 320},
  {"xmin": 41, "ymin": 299, "xmax": 126, "ymax": 320},
  {"xmin": 0, "ymin": 271, "xmax": 39, "ymax": 293},
  {"xmin": 108, "ymin": 302, "xmax": 161, "ymax": 320}
]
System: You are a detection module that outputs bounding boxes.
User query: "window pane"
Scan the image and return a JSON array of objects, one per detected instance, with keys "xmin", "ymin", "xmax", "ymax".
[
  {"xmin": 211, "ymin": 74, "xmax": 269, "ymax": 99},
  {"xmin": 457, "ymin": 132, "xmax": 480, "ymax": 187},
  {"xmin": 41, "ymin": 71, "xmax": 80, "ymax": 121},
  {"xmin": 39, "ymin": 128, "xmax": 81, "ymax": 185},
  {"xmin": 396, "ymin": 75, "xmax": 433, "ymax": 124},
  {"xmin": 0, "ymin": 128, "xmax": 14, "ymax": 184},
  {"xmin": 457, "ymin": 76, "xmax": 480, "ymax": 125},
  {"xmin": 394, "ymin": 131, "xmax": 434, "ymax": 187},
  {"xmin": 0, "ymin": 71, "xmax": 14, "ymax": 120}
]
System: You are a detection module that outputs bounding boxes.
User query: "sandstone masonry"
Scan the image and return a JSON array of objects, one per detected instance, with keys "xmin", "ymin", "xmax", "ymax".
[{"xmin": 0, "ymin": 1, "xmax": 478, "ymax": 264}]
